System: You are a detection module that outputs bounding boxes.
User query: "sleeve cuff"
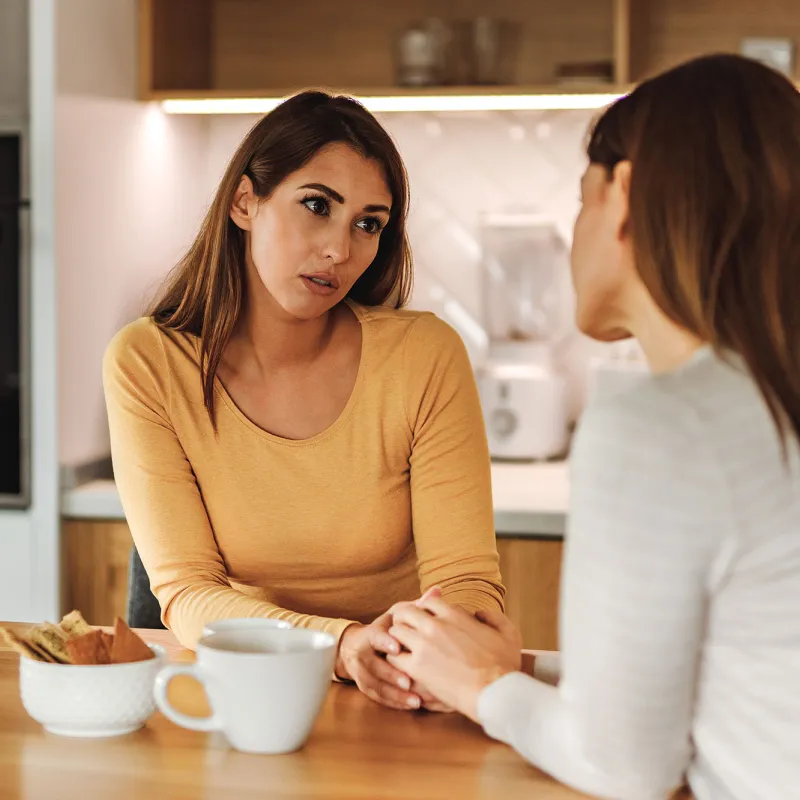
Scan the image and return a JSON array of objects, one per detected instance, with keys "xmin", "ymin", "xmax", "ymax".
[
  {"xmin": 533, "ymin": 652, "xmax": 561, "ymax": 685},
  {"xmin": 477, "ymin": 671, "xmax": 539, "ymax": 742}
]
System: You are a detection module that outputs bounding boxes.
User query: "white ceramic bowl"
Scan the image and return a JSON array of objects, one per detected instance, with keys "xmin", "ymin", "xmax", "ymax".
[
  {"xmin": 202, "ymin": 618, "xmax": 293, "ymax": 638},
  {"xmin": 19, "ymin": 644, "xmax": 167, "ymax": 737}
]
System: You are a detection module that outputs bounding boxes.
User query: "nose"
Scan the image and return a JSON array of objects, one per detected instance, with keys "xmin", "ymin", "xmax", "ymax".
[{"xmin": 320, "ymin": 222, "xmax": 350, "ymax": 264}]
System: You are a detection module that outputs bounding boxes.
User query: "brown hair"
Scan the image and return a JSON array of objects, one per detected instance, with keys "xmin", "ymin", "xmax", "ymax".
[
  {"xmin": 150, "ymin": 91, "xmax": 413, "ymax": 424},
  {"xmin": 588, "ymin": 54, "xmax": 800, "ymax": 448}
]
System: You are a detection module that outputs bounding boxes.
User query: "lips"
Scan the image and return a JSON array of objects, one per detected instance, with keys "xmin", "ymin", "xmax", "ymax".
[{"xmin": 301, "ymin": 273, "xmax": 340, "ymax": 290}]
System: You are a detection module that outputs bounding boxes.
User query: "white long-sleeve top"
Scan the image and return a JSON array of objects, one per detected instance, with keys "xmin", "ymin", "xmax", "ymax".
[{"xmin": 478, "ymin": 348, "xmax": 800, "ymax": 800}]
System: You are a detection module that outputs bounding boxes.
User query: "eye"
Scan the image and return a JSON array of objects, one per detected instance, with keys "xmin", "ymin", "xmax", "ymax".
[
  {"xmin": 301, "ymin": 195, "xmax": 330, "ymax": 216},
  {"xmin": 356, "ymin": 216, "xmax": 385, "ymax": 235}
]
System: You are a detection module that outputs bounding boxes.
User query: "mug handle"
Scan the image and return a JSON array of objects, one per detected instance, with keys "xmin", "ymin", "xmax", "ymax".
[{"xmin": 154, "ymin": 663, "xmax": 221, "ymax": 733}]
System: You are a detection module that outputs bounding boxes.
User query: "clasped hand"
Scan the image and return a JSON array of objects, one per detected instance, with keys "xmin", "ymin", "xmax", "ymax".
[{"xmin": 335, "ymin": 588, "xmax": 521, "ymax": 719}]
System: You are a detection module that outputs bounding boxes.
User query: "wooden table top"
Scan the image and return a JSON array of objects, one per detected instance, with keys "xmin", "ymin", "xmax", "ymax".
[{"xmin": 0, "ymin": 622, "xmax": 590, "ymax": 800}]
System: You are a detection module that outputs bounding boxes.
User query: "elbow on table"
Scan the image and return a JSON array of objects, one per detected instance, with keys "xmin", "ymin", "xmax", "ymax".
[{"xmin": 157, "ymin": 582, "xmax": 218, "ymax": 651}]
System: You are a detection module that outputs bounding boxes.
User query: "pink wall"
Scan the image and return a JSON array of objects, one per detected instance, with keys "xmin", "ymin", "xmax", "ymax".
[{"xmin": 56, "ymin": 0, "xmax": 210, "ymax": 467}]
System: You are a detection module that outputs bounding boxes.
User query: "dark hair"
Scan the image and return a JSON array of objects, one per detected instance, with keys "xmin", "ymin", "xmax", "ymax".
[
  {"xmin": 150, "ymin": 91, "xmax": 413, "ymax": 423},
  {"xmin": 588, "ymin": 54, "xmax": 800, "ymax": 449}
]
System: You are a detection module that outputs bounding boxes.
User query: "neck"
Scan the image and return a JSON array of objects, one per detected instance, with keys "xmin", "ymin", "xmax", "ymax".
[
  {"xmin": 627, "ymin": 296, "xmax": 705, "ymax": 374},
  {"xmin": 232, "ymin": 270, "xmax": 337, "ymax": 372}
]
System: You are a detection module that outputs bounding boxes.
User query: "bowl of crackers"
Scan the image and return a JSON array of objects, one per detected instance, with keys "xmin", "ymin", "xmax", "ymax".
[{"xmin": 2, "ymin": 611, "xmax": 166, "ymax": 738}]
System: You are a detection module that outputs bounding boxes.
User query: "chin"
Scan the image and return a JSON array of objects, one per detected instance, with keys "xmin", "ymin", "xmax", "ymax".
[
  {"xmin": 278, "ymin": 293, "xmax": 340, "ymax": 322},
  {"xmin": 576, "ymin": 313, "xmax": 632, "ymax": 343}
]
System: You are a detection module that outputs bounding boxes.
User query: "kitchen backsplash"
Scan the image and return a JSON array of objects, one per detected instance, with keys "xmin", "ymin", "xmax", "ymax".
[{"xmin": 381, "ymin": 110, "xmax": 593, "ymax": 323}]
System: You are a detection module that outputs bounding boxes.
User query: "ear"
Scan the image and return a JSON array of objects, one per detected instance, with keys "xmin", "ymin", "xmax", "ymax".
[
  {"xmin": 230, "ymin": 175, "xmax": 257, "ymax": 231},
  {"xmin": 610, "ymin": 160, "xmax": 632, "ymax": 243}
]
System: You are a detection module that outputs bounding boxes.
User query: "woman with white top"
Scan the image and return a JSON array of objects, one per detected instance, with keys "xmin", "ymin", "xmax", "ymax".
[{"xmin": 384, "ymin": 54, "xmax": 800, "ymax": 799}]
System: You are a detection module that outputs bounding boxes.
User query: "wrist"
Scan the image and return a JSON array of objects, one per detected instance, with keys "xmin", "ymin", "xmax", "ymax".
[
  {"xmin": 334, "ymin": 623, "xmax": 362, "ymax": 681},
  {"xmin": 459, "ymin": 664, "xmax": 516, "ymax": 723}
]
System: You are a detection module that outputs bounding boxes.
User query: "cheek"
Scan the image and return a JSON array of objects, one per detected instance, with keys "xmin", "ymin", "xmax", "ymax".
[
  {"xmin": 248, "ymin": 208, "xmax": 308, "ymax": 276},
  {"xmin": 570, "ymin": 206, "xmax": 623, "ymax": 335},
  {"xmin": 570, "ymin": 207, "xmax": 597, "ymax": 300}
]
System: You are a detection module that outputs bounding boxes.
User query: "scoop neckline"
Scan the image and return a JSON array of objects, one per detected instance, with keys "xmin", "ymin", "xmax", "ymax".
[{"xmin": 213, "ymin": 299, "xmax": 368, "ymax": 447}]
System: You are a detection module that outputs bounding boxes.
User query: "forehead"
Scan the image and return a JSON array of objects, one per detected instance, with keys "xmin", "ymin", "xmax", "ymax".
[{"xmin": 293, "ymin": 143, "xmax": 391, "ymax": 201}]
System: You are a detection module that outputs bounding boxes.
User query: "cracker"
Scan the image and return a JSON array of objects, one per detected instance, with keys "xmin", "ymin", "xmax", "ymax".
[
  {"xmin": 58, "ymin": 610, "xmax": 92, "ymax": 638},
  {"xmin": 110, "ymin": 618, "xmax": 153, "ymax": 664},
  {"xmin": 28, "ymin": 623, "xmax": 72, "ymax": 664},
  {"xmin": 0, "ymin": 627, "xmax": 50, "ymax": 662},
  {"xmin": 66, "ymin": 629, "xmax": 110, "ymax": 665},
  {"xmin": 100, "ymin": 631, "xmax": 114, "ymax": 662}
]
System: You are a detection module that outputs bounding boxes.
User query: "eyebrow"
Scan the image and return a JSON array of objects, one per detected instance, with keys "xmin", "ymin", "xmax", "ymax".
[{"xmin": 299, "ymin": 183, "xmax": 390, "ymax": 214}]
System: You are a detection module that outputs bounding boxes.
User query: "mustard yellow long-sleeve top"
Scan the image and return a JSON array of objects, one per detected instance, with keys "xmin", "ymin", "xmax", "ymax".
[{"xmin": 103, "ymin": 300, "xmax": 504, "ymax": 648}]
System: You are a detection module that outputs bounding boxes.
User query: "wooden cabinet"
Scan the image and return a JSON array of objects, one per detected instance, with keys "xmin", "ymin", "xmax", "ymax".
[
  {"xmin": 497, "ymin": 537, "xmax": 563, "ymax": 652},
  {"xmin": 62, "ymin": 520, "xmax": 133, "ymax": 626},
  {"xmin": 626, "ymin": 0, "xmax": 800, "ymax": 84},
  {"xmin": 139, "ymin": 0, "xmax": 623, "ymax": 99},
  {"xmin": 139, "ymin": 0, "xmax": 799, "ymax": 103}
]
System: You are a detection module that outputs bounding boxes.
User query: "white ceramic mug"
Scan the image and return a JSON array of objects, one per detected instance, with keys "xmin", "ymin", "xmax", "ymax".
[
  {"xmin": 154, "ymin": 628, "xmax": 336, "ymax": 754},
  {"xmin": 202, "ymin": 617, "xmax": 293, "ymax": 638}
]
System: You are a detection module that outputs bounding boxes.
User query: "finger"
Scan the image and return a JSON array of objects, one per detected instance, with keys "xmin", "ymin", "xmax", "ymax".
[
  {"xmin": 416, "ymin": 597, "xmax": 477, "ymax": 631},
  {"xmin": 357, "ymin": 664, "xmax": 421, "ymax": 710},
  {"xmin": 386, "ymin": 651, "xmax": 413, "ymax": 674},
  {"xmin": 422, "ymin": 699, "xmax": 454, "ymax": 714},
  {"xmin": 366, "ymin": 624, "xmax": 401, "ymax": 656},
  {"xmin": 365, "ymin": 650, "xmax": 414, "ymax": 692},
  {"xmin": 411, "ymin": 681, "xmax": 442, "ymax": 707},
  {"xmin": 416, "ymin": 586, "xmax": 442, "ymax": 605},
  {"xmin": 390, "ymin": 604, "xmax": 443, "ymax": 637},
  {"xmin": 389, "ymin": 622, "xmax": 426, "ymax": 652},
  {"xmin": 387, "ymin": 600, "xmax": 419, "ymax": 619}
]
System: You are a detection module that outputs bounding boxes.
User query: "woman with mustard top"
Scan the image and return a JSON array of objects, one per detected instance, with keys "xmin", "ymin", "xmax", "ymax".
[{"xmin": 103, "ymin": 91, "xmax": 504, "ymax": 712}]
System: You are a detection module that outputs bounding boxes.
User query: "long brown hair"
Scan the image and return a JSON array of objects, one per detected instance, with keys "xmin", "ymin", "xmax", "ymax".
[
  {"xmin": 150, "ymin": 91, "xmax": 413, "ymax": 424},
  {"xmin": 588, "ymin": 54, "xmax": 800, "ymax": 448}
]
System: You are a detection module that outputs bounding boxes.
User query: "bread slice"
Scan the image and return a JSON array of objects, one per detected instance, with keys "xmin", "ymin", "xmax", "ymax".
[
  {"xmin": 58, "ymin": 610, "xmax": 92, "ymax": 638},
  {"xmin": 0, "ymin": 627, "xmax": 54, "ymax": 662},
  {"xmin": 28, "ymin": 623, "xmax": 72, "ymax": 664}
]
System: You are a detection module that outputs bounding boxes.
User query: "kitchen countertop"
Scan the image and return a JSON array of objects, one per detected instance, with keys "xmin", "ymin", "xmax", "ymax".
[{"xmin": 61, "ymin": 461, "xmax": 570, "ymax": 539}]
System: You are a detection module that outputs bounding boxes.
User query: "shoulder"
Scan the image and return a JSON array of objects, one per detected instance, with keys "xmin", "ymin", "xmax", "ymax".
[
  {"xmin": 104, "ymin": 317, "xmax": 163, "ymax": 371},
  {"xmin": 104, "ymin": 317, "xmax": 198, "ymax": 373},
  {"xmin": 573, "ymin": 361, "xmax": 729, "ymax": 515},
  {"xmin": 351, "ymin": 302, "xmax": 466, "ymax": 360},
  {"xmin": 577, "ymin": 376, "xmax": 699, "ymax": 457},
  {"xmin": 579, "ymin": 347, "xmax": 762, "ymax": 455}
]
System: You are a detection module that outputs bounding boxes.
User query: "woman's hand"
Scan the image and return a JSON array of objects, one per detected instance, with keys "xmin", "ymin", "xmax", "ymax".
[
  {"xmin": 335, "ymin": 614, "xmax": 422, "ymax": 711},
  {"xmin": 386, "ymin": 593, "xmax": 522, "ymax": 722}
]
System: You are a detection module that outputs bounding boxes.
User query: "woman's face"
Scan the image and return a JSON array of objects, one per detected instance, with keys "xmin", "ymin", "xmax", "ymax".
[
  {"xmin": 570, "ymin": 162, "xmax": 636, "ymax": 341},
  {"xmin": 231, "ymin": 142, "xmax": 392, "ymax": 320}
]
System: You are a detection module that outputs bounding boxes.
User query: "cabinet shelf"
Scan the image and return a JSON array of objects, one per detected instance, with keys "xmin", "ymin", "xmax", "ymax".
[
  {"xmin": 139, "ymin": 0, "xmax": 799, "ymax": 114},
  {"xmin": 154, "ymin": 84, "xmax": 626, "ymax": 115}
]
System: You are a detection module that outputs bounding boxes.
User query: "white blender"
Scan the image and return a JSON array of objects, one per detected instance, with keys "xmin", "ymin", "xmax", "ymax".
[{"xmin": 476, "ymin": 213, "xmax": 573, "ymax": 461}]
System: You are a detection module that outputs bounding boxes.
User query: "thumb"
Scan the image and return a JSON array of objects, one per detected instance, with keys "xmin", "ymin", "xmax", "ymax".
[{"xmin": 417, "ymin": 586, "xmax": 442, "ymax": 605}]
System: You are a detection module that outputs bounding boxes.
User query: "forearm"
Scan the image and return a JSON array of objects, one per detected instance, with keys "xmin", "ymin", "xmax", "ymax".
[
  {"xmin": 439, "ymin": 578, "xmax": 505, "ymax": 614},
  {"xmin": 478, "ymin": 673, "xmax": 681, "ymax": 800},
  {"xmin": 160, "ymin": 581, "xmax": 356, "ymax": 650}
]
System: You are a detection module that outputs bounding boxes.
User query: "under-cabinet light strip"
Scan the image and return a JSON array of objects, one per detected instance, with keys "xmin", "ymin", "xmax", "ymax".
[{"xmin": 161, "ymin": 93, "xmax": 623, "ymax": 115}]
